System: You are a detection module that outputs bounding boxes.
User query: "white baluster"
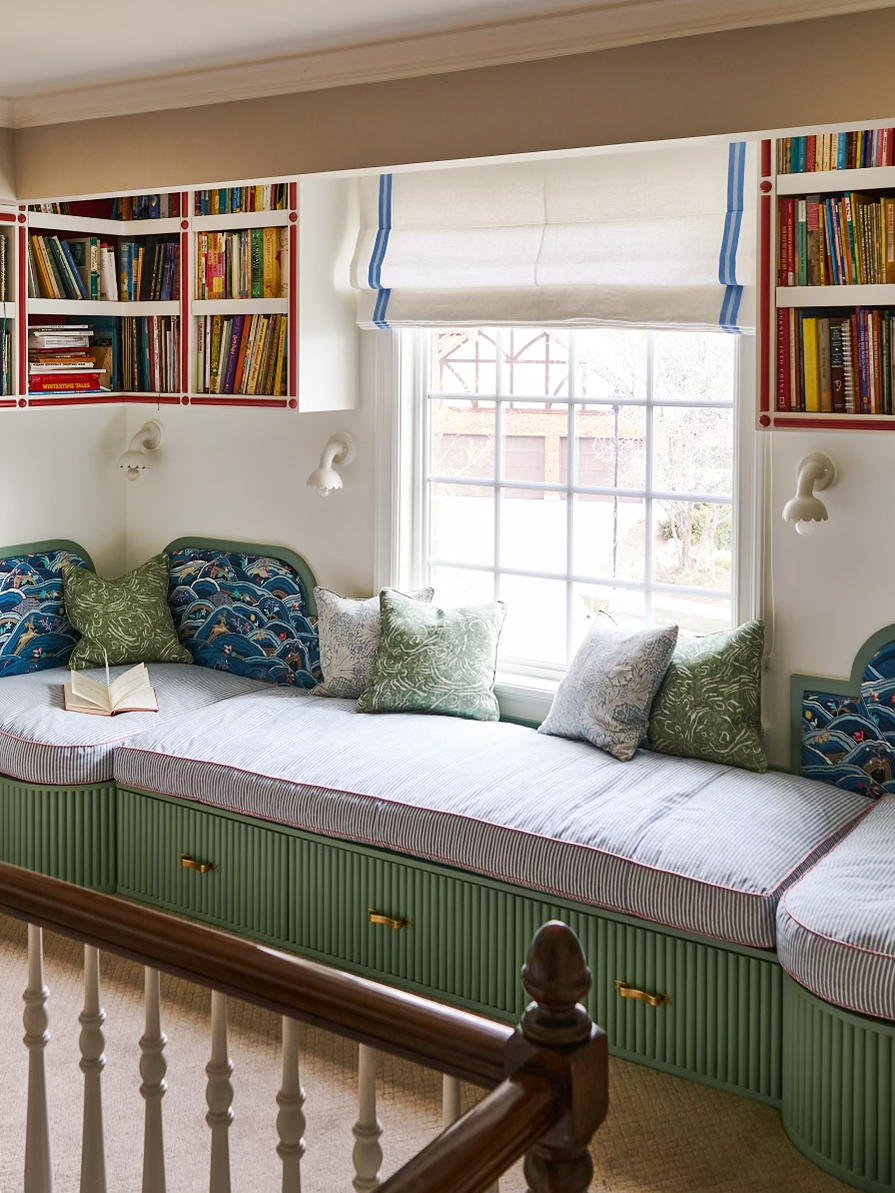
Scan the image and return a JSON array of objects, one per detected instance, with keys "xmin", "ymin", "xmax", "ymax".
[
  {"xmin": 140, "ymin": 967, "xmax": 167, "ymax": 1193},
  {"xmin": 442, "ymin": 1075, "xmax": 498, "ymax": 1191},
  {"xmin": 79, "ymin": 946, "xmax": 107, "ymax": 1193},
  {"xmin": 352, "ymin": 1044, "xmax": 382, "ymax": 1193},
  {"xmin": 206, "ymin": 991, "xmax": 234, "ymax": 1193},
  {"xmin": 23, "ymin": 923, "xmax": 53, "ymax": 1193},
  {"xmin": 276, "ymin": 1017, "xmax": 306, "ymax": 1193}
]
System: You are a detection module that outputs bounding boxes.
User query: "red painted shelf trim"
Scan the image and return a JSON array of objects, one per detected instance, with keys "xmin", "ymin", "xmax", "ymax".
[
  {"xmin": 771, "ymin": 415, "xmax": 895, "ymax": 431},
  {"xmin": 190, "ymin": 396, "xmax": 288, "ymax": 408}
]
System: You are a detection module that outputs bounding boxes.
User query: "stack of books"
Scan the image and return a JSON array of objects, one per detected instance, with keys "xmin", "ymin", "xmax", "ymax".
[
  {"xmin": 778, "ymin": 194, "xmax": 895, "ymax": 286},
  {"xmin": 195, "ymin": 229, "xmax": 285, "ymax": 299},
  {"xmin": 196, "ymin": 313, "xmax": 287, "ymax": 396},
  {"xmin": 779, "ymin": 129, "xmax": 895, "ymax": 173},
  {"xmin": 194, "ymin": 184, "xmax": 288, "ymax": 215},
  {"xmin": 776, "ymin": 308, "xmax": 895, "ymax": 414},
  {"xmin": 28, "ymin": 325, "xmax": 105, "ymax": 393}
]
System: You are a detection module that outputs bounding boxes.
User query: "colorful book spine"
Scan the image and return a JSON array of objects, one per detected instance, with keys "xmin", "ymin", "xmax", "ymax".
[{"xmin": 779, "ymin": 127, "xmax": 895, "ymax": 172}]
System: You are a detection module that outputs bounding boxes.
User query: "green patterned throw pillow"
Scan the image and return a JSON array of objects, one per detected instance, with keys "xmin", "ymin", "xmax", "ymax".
[
  {"xmin": 63, "ymin": 554, "xmax": 192, "ymax": 670},
  {"xmin": 357, "ymin": 588, "xmax": 507, "ymax": 721},
  {"xmin": 648, "ymin": 619, "xmax": 766, "ymax": 772}
]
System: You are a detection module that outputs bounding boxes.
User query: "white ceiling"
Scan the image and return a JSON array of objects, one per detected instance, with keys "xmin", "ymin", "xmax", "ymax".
[
  {"xmin": 0, "ymin": 0, "xmax": 888, "ymax": 127},
  {"xmin": 0, "ymin": 0, "xmax": 596, "ymax": 97}
]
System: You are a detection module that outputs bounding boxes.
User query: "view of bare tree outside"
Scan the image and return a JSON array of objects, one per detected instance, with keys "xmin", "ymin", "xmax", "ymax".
[{"xmin": 426, "ymin": 327, "xmax": 736, "ymax": 670}]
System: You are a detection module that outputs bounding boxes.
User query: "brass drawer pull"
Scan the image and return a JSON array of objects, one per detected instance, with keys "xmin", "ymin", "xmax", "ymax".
[
  {"xmin": 615, "ymin": 980, "xmax": 670, "ymax": 1008},
  {"xmin": 368, "ymin": 909, "xmax": 412, "ymax": 931},
  {"xmin": 181, "ymin": 853, "xmax": 216, "ymax": 874}
]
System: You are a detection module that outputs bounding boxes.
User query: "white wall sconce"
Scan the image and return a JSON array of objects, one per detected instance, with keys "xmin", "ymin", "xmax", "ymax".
[
  {"xmin": 782, "ymin": 452, "xmax": 836, "ymax": 536},
  {"xmin": 118, "ymin": 419, "xmax": 163, "ymax": 482},
  {"xmin": 307, "ymin": 432, "xmax": 355, "ymax": 496}
]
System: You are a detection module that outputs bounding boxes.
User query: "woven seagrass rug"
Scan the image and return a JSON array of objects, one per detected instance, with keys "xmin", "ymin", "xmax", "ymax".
[{"xmin": 0, "ymin": 912, "xmax": 847, "ymax": 1191}]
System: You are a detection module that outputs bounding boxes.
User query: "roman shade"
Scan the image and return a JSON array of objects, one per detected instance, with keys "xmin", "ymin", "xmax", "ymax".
[{"xmin": 352, "ymin": 140, "xmax": 756, "ymax": 332}]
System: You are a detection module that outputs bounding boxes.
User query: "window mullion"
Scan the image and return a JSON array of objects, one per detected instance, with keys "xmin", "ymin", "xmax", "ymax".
[
  {"xmin": 566, "ymin": 330, "xmax": 576, "ymax": 665},
  {"xmin": 493, "ymin": 328, "xmax": 504, "ymax": 606},
  {"xmin": 644, "ymin": 331, "xmax": 655, "ymax": 625}
]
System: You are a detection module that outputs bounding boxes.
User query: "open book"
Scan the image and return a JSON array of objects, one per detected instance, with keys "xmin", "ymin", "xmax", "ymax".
[{"xmin": 63, "ymin": 659, "xmax": 158, "ymax": 716}]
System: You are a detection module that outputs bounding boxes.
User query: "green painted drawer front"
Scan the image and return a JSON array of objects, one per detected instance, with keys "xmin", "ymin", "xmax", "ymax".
[
  {"xmin": 783, "ymin": 975, "xmax": 895, "ymax": 1193},
  {"xmin": 568, "ymin": 912, "xmax": 782, "ymax": 1104},
  {"xmin": 117, "ymin": 790, "xmax": 290, "ymax": 944},
  {"xmin": 288, "ymin": 830, "xmax": 560, "ymax": 1013},
  {"xmin": 0, "ymin": 777, "xmax": 116, "ymax": 892},
  {"xmin": 289, "ymin": 833, "xmax": 782, "ymax": 1102},
  {"xmin": 118, "ymin": 788, "xmax": 782, "ymax": 1104}
]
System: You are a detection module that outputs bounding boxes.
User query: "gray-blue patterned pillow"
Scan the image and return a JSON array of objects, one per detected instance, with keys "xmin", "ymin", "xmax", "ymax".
[
  {"xmin": 538, "ymin": 616, "xmax": 678, "ymax": 761},
  {"xmin": 314, "ymin": 586, "xmax": 434, "ymax": 699}
]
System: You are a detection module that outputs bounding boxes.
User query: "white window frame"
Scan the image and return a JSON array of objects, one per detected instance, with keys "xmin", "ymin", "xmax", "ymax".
[{"xmin": 373, "ymin": 327, "xmax": 761, "ymax": 723}]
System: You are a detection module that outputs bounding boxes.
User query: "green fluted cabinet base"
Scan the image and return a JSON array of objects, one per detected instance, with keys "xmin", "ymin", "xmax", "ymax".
[
  {"xmin": 117, "ymin": 786, "xmax": 783, "ymax": 1105},
  {"xmin": 783, "ymin": 975, "xmax": 895, "ymax": 1193},
  {"xmin": 0, "ymin": 775, "xmax": 117, "ymax": 892}
]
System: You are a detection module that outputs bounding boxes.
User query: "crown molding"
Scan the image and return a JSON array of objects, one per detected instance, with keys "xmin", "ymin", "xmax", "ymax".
[{"xmin": 2, "ymin": 0, "xmax": 890, "ymax": 129}]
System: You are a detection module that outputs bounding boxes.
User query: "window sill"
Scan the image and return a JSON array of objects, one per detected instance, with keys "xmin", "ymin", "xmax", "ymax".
[{"xmin": 495, "ymin": 674, "xmax": 557, "ymax": 726}]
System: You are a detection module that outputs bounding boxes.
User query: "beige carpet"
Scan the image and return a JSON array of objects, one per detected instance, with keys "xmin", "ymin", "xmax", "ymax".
[{"xmin": 0, "ymin": 912, "xmax": 850, "ymax": 1193}]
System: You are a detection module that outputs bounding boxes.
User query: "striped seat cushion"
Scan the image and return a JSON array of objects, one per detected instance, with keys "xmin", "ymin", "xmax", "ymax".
[
  {"xmin": 0, "ymin": 665, "xmax": 273, "ymax": 786},
  {"xmin": 113, "ymin": 688, "xmax": 871, "ymax": 949},
  {"xmin": 777, "ymin": 794, "xmax": 894, "ymax": 1021}
]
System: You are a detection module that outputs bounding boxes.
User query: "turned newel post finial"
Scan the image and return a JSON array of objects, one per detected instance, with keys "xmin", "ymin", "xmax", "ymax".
[
  {"xmin": 512, "ymin": 921, "xmax": 608, "ymax": 1193},
  {"xmin": 521, "ymin": 921, "xmax": 592, "ymax": 1048}
]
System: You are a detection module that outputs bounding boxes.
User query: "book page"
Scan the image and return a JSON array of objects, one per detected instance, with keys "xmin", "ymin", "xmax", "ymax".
[
  {"xmin": 69, "ymin": 670, "xmax": 110, "ymax": 710},
  {"xmin": 109, "ymin": 662, "xmax": 150, "ymax": 708}
]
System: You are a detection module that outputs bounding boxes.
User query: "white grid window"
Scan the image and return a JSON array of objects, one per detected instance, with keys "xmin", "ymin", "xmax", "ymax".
[{"xmin": 422, "ymin": 327, "xmax": 738, "ymax": 674}]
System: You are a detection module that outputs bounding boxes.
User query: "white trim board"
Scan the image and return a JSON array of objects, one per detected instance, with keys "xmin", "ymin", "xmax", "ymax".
[{"xmin": 1, "ymin": 0, "xmax": 890, "ymax": 129}]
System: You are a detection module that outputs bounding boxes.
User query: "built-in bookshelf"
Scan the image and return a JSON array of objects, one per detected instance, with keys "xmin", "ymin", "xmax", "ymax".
[
  {"xmin": 5, "ymin": 176, "xmax": 358, "ymax": 412},
  {"xmin": 759, "ymin": 124, "xmax": 895, "ymax": 431}
]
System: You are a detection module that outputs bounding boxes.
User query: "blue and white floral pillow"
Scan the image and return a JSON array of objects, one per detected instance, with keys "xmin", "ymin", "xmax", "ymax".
[
  {"xmin": 168, "ymin": 548, "xmax": 320, "ymax": 687},
  {"xmin": 314, "ymin": 586, "xmax": 434, "ymax": 699},
  {"xmin": 0, "ymin": 550, "xmax": 90, "ymax": 677},
  {"xmin": 539, "ymin": 615, "xmax": 678, "ymax": 761}
]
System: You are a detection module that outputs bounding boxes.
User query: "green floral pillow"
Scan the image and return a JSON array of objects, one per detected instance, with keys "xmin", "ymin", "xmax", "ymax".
[
  {"xmin": 63, "ymin": 554, "xmax": 192, "ymax": 670},
  {"xmin": 648, "ymin": 619, "xmax": 766, "ymax": 773},
  {"xmin": 357, "ymin": 588, "xmax": 506, "ymax": 721}
]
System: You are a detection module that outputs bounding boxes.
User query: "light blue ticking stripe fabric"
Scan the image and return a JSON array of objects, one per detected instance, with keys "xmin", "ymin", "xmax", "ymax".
[
  {"xmin": 777, "ymin": 793, "xmax": 895, "ymax": 1021},
  {"xmin": 368, "ymin": 173, "xmax": 393, "ymax": 329},
  {"xmin": 0, "ymin": 665, "xmax": 273, "ymax": 787},
  {"xmin": 718, "ymin": 141, "xmax": 746, "ymax": 332},
  {"xmin": 114, "ymin": 689, "xmax": 870, "ymax": 949}
]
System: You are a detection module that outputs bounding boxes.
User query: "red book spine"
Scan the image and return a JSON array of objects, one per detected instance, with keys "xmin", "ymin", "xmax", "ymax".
[
  {"xmin": 29, "ymin": 373, "xmax": 103, "ymax": 392},
  {"xmin": 776, "ymin": 308, "xmax": 790, "ymax": 412},
  {"xmin": 806, "ymin": 134, "xmax": 817, "ymax": 171}
]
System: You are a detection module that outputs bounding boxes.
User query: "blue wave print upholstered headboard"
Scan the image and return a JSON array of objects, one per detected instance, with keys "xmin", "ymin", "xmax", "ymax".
[
  {"xmin": 0, "ymin": 539, "xmax": 93, "ymax": 677},
  {"xmin": 794, "ymin": 626, "xmax": 895, "ymax": 799},
  {"xmin": 165, "ymin": 537, "xmax": 321, "ymax": 688}
]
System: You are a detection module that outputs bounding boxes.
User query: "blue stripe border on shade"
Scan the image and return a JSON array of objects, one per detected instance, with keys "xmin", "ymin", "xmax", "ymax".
[
  {"xmin": 719, "ymin": 142, "xmax": 746, "ymax": 333},
  {"xmin": 368, "ymin": 173, "xmax": 393, "ymax": 329}
]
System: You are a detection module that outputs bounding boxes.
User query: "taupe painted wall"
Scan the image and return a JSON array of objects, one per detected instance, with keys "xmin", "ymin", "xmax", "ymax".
[
  {"xmin": 0, "ymin": 128, "xmax": 15, "ymax": 200},
  {"xmin": 14, "ymin": 9, "xmax": 895, "ymax": 199}
]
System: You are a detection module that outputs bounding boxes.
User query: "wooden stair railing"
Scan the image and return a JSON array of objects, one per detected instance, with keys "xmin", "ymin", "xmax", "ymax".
[{"xmin": 0, "ymin": 861, "xmax": 609, "ymax": 1193}]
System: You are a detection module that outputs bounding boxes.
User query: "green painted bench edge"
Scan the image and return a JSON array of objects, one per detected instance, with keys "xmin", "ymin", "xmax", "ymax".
[{"xmin": 782, "ymin": 974, "xmax": 895, "ymax": 1193}]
